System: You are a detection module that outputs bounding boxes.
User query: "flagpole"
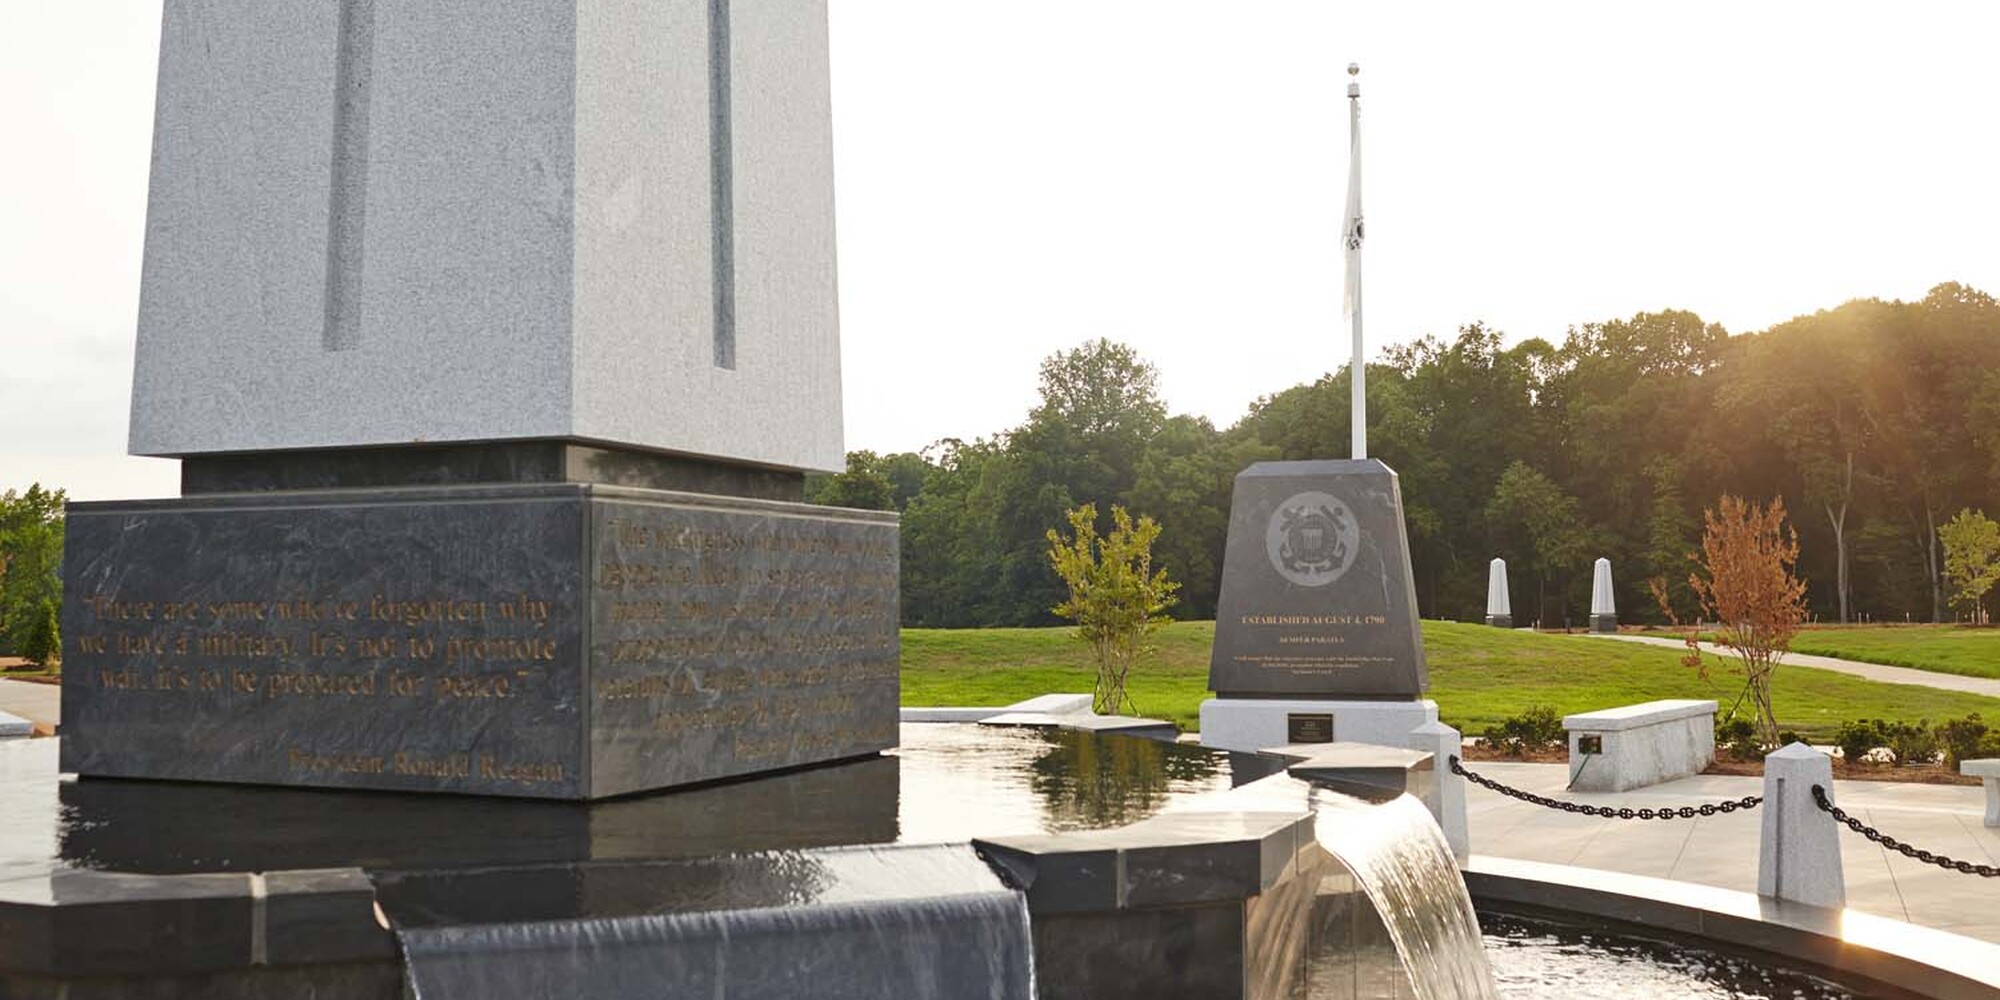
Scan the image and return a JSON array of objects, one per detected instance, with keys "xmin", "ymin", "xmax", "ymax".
[{"xmin": 1346, "ymin": 63, "xmax": 1365, "ymax": 460}]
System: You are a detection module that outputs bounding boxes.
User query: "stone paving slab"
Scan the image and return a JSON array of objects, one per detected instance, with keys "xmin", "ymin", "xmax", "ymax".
[
  {"xmin": 1465, "ymin": 760, "xmax": 2000, "ymax": 943},
  {"xmin": 1593, "ymin": 633, "xmax": 2000, "ymax": 698},
  {"xmin": 0, "ymin": 681, "xmax": 57, "ymax": 730}
]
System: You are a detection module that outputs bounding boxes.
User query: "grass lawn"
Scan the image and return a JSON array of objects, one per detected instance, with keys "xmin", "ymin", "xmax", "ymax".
[
  {"xmin": 901, "ymin": 620, "xmax": 2000, "ymax": 738},
  {"xmin": 1775, "ymin": 625, "xmax": 2000, "ymax": 679}
]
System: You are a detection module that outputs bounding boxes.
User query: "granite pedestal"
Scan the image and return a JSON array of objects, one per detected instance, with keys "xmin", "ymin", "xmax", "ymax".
[
  {"xmin": 1962, "ymin": 758, "xmax": 2000, "ymax": 827},
  {"xmin": 1198, "ymin": 699, "xmax": 1438, "ymax": 755},
  {"xmin": 60, "ymin": 482, "xmax": 898, "ymax": 800}
]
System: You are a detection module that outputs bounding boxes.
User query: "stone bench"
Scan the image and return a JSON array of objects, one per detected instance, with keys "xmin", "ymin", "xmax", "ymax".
[
  {"xmin": 1963, "ymin": 759, "xmax": 2000, "ymax": 827},
  {"xmin": 1563, "ymin": 699, "xmax": 1717, "ymax": 792}
]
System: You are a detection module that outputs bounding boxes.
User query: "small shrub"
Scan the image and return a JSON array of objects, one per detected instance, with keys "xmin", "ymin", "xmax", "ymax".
[
  {"xmin": 1833, "ymin": 720, "xmax": 1882, "ymax": 765},
  {"xmin": 1777, "ymin": 730, "xmax": 1803, "ymax": 748},
  {"xmin": 19, "ymin": 599, "xmax": 59, "ymax": 668},
  {"xmin": 1974, "ymin": 732, "xmax": 2000, "ymax": 762},
  {"xmin": 1880, "ymin": 719, "xmax": 1939, "ymax": 767},
  {"xmin": 1715, "ymin": 717, "xmax": 1761, "ymax": 761},
  {"xmin": 1484, "ymin": 705, "xmax": 1565, "ymax": 756},
  {"xmin": 1936, "ymin": 714, "xmax": 1989, "ymax": 770}
]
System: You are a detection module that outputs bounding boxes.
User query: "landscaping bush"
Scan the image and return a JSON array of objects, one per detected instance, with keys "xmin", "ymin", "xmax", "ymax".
[
  {"xmin": 1936, "ymin": 713, "xmax": 1989, "ymax": 769},
  {"xmin": 1777, "ymin": 730, "xmax": 1803, "ymax": 747},
  {"xmin": 1484, "ymin": 705, "xmax": 1565, "ymax": 756},
  {"xmin": 19, "ymin": 598, "xmax": 58, "ymax": 668},
  {"xmin": 1833, "ymin": 719, "xmax": 1882, "ymax": 765},
  {"xmin": 1715, "ymin": 717, "xmax": 1762, "ymax": 761},
  {"xmin": 1975, "ymin": 732, "xmax": 2000, "ymax": 762},
  {"xmin": 1880, "ymin": 719, "xmax": 1938, "ymax": 766}
]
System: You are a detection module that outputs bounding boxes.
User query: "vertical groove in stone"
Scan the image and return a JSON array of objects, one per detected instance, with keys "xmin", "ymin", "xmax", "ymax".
[
  {"xmin": 323, "ymin": 0, "xmax": 376, "ymax": 352},
  {"xmin": 708, "ymin": 0, "xmax": 736, "ymax": 370}
]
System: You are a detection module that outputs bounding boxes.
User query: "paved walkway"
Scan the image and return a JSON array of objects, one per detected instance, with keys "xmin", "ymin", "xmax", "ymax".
[
  {"xmin": 1465, "ymin": 760, "xmax": 2000, "ymax": 943},
  {"xmin": 1593, "ymin": 633, "xmax": 2000, "ymax": 698},
  {"xmin": 0, "ymin": 679, "xmax": 59, "ymax": 730}
]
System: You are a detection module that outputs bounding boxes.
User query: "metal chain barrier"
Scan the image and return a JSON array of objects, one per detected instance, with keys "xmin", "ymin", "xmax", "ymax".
[
  {"xmin": 1810, "ymin": 785, "xmax": 2000, "ymax": 878},
  {"xmin": 1450, "ymin": 756, "xmax": 1762, "ymax": 820}
]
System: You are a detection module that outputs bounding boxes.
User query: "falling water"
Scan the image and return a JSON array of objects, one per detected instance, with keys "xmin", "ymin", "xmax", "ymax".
[
  {"xmin": 1312, "ymin": 792, "xmax": 1499, "ymax": 1000},
  {"xmin": 395, "ymin": 844, "xmax": 1037, "ymax": 1000}
]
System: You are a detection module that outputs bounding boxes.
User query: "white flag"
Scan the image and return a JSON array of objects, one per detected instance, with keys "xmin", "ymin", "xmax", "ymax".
[{"xmin": 1341, "ymin": 101, "xmax": 1363, "ymax": 320}]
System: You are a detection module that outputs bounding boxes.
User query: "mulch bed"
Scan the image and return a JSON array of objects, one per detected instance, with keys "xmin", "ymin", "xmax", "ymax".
[
  {"xmin": 1460, "ymin": 741, "xmax": 1983, "ymax": 786},
  {"xmin": 1, "ymin": 658, "xmax": 59, "ymax": 684},
  {"xmin": 1702, "ymin": 756, "xmax": 1981, "ymax": 786},
  {"xmin": 1457, "ymin": 742, "xmax": 1568, "ymax": 765}
]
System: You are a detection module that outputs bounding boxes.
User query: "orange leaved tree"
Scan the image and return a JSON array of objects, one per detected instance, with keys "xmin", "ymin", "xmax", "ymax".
[{"xmin": 1687, "ymin": 496, "xmax": 1809, "ymax": 749}]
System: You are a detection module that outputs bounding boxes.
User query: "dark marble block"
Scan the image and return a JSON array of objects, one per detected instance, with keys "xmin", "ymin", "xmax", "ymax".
[
  {"xmin": 59, "ymin": 484, "xmax": 898, "ymax": 800},
  {"xmin": 1207, "ymin": 460, "xmax": 1427, "ymax": 699}
]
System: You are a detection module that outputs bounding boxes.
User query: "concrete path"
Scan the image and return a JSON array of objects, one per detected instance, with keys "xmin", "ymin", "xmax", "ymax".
[
  {"xmin": 1464, "ymin": 759, "xmax": 2000, "ymax": 944},
  {"xmin": 0, "ymin": 679, "xmax": 59, "ymax": 730},
  {"xmin": 1593, "ymin": 633, "xmax": 2000, "ymax": 699}
]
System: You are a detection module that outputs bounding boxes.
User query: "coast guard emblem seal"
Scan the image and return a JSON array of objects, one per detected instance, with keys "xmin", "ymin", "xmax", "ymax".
[{"xmin": 1264, "ymin": 491, "xmax": 1360, "ymax": 588}]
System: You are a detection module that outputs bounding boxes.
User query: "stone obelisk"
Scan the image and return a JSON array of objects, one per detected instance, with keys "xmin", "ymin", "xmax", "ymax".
[
  {"xmin": 1486, "ymin": 558, "xmax": 1513, "ymax": 628},
  {"xmin": 1590, "ymin": 558, "xmax": 1618, "ymax": 633},
  {"xmin": 61, "ymin": 1, "xmax": 896, "ymax": 800}
]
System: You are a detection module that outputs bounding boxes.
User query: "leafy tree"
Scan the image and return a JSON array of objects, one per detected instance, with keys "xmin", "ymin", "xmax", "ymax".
[
  {"xmin": 836, "ymin": 283, "xmax": 2000, "ymax": 631},
  {"xmin": 804, "ymin": 450, "xmax": 897, "ymax": 511},
  {"xmin": 1046, "ymin": 504, "xmax": 1178, "ymax": 716},
  {"xmin": 1127, "ymin": 416, "xmax": 1273, "ymax": 619},
  {"xmin": 978, "ymin": 339, "xmax": 1174, "ymax": 626},
  {"xmin": 1939, "ymin": 509, "xmax": 2000, "ymax": 623},
  {"xmin": 0, "ymin": 484, "xmax": 65, "ymax": 656},
  {"xmin": 1641, "ymin": 460, "xmax": 1699, "ymax": 620},
  {"xmin": 898, "ymin": 439, "xmax": 1003, "ymax": 627},
  {"xmin": 1484, "ymin": 462, "xmax": 1589, "ymax": 627},
  {"xmin": 1687, "ymin": 496, "xmax": 1809, "ymax": 749}
]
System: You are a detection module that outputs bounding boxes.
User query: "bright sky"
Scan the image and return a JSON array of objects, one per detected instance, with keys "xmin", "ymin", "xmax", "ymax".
[{"xmin": 5, "ymin": 2, "xmax": 1998, "ymax": 500}]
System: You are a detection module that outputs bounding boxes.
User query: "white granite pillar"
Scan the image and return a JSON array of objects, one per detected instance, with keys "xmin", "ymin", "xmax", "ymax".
[
  {"xmin": 1757, "ymin": 743, "xmax": 1845, "ymax": 908},
  {"xmin": 1589, "ymin": 558, "xmax": 1617, "ymax": 633},
  {"xmin": 1485, "ymin": 558, "xmax": 1512, "ymax": 628},
  {"xmin": 1408, "ymin": 720, "xmax": 1468, "ymax": 858}
]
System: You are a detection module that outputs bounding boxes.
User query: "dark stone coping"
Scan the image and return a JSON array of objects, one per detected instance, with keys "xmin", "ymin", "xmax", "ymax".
[
  {"xmin": 1258, "ymin": 741, "xmax": 1434, "ymax": 804},
  {"xmin": 0, "ymin": 868, "xmax": 394, "ymax": 977},
  {"xmin": 1464, "ymin": 855, "xmax": 2000, "ymax": 999},
  {"xmin": 975, "ymin": 810, "xmax": 1315, "ymax": 916},
  {"xmin": 178, "ymin": 440, "xmax": 810, "ymax": 502},
  {"xmin": 67, "ymin": 480, "xmax": 897, "ymax": 526},
  {"xmin": 976, "ymin": 713, "xmax": 1180, "ymax": 743},
  {"xmin": 970, "ymin": 729, "xmax": 1444, "ymax": 917}
]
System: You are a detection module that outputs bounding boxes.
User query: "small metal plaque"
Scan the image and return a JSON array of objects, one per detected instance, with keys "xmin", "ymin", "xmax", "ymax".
[{"xmin": 1287, "ymin": 713, "xmax": 1334, "ymax": 744}]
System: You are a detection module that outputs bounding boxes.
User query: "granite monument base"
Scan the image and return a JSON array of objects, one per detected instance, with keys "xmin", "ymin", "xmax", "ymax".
[
  {"xmin": 59, "ymin": 483, "xmax": 899, "ymax": 800},
  {"xmin": 1590, "ymin": 614, "xmax": 1618, "ymax": 634},
  {"xmin": 1484, "ymin": 614, "xmax": 1512, "ymax": 629},
  {"xmin": 1196, "ymin": 698, "xmax": 1438, "ymax": 754}
]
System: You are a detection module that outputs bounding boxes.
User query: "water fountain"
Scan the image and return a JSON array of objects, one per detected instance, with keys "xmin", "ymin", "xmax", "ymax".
[{"xmin": 12, "ymin": 3, "xmax": 1998, "ymax": 997}]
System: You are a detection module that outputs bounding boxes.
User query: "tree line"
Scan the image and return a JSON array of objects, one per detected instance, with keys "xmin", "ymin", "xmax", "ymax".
[{"xmin": 806, "ymin": 282, "xmax": 2000, "ymax": 629}]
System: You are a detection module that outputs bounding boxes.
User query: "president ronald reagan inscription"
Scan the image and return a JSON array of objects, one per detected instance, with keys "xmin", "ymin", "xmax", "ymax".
[{"xmin": 1208, "ymin": 460, "xmax": 1428, "ymax": 698}]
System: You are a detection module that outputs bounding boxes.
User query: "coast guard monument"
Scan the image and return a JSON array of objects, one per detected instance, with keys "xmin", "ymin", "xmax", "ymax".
[{"xmin": 1199, "ymin": 65, "xmax": 1440, "ymax": 753}]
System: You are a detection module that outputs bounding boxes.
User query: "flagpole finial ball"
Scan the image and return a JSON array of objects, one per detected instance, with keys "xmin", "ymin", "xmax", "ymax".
[{"xmin": 1348, "ymin": 63, "xmax": 1360, "ymax": 76}]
